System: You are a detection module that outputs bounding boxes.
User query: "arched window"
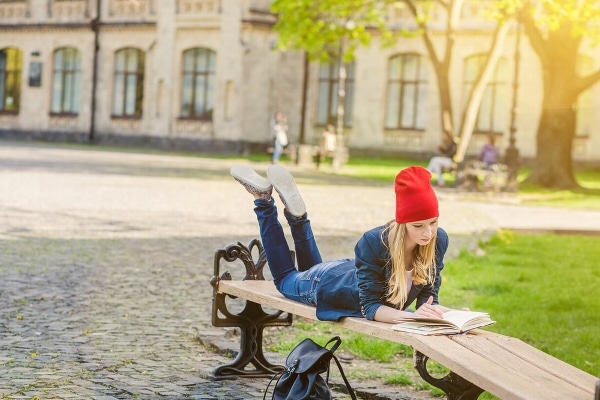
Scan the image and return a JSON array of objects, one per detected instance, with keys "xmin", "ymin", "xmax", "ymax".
[
  {"xmin": 180, "ymin": 47, "xmax": 216, "ymax": 120},
  {"xmin": 51, "ymin": 47, "xmax": 81, "ymax": 115},
  {"xmin": 112, "ymin": 48, "xmax": 145, "ymax": 117},
  {"xmin": 0, "ymin": 47, "xmax": 22, "ymax": 113},
  {"xmin": 316, "ymin": 60, "xmax": 355, "ymax": 127},
  {"xmin": 576, "ymin": 55, "xmax": 594, "ymax": 136},
  {"xmin": 463, "ymin": 55, "xmax": 508, "ymax": 133},
  {"xmin": 385, "ymin": 53, "xmax": 428, "ymax": 130}
]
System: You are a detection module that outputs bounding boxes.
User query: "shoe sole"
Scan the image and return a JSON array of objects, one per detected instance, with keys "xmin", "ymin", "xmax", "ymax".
[
  {"xmin": 230, "ymin": 165, "xmax": 272, "ymax": 192},
  {"xmin": 267, "ymin": 165, "xmax": 306, "ymax": 217}
]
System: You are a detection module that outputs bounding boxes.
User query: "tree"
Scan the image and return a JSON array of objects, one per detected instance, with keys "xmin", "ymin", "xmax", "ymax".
[
  {"xmin": 402, "ymin": 0, "xmax": 513, "ymax": 162},
  {"xmin": 271, "ymin": 0, "xmax": 395, "ymax": 168},
  {"xmin": 273, "ymin": 0, "xmax": 514, "ymax": 167},
  {"xmin": 519, "ymin": 0, "xmax": 600, "ymax": 188}
]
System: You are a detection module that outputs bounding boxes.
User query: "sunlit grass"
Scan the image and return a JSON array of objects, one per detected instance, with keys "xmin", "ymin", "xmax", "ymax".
[
  {"xmin": 19, "ymin": 141, "xmax": 599, "ymax": 210},
  {"xmin": 335, "ymin": 157, "xmax": 600, "ymax": 210}
]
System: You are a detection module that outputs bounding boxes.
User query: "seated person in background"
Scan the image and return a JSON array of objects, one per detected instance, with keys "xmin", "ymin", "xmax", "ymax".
[
  {"xmin": 427, "ymin": 131, "xmax": 457, "ymax": 187},
  {"xmin": 317, "ymin": 124, "xmax": 337, "ymax": 167},
  {"xmin": 479, "ymin": 134, "xmax": 500, "ymax": 189},
  {"xmin": 479, "ymin": 134, "xmax": 499, "ymax": 168}
]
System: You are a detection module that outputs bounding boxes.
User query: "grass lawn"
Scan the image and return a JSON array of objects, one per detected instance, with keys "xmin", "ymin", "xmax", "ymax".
[{"xmin": 334, "ymin": 156, "xmax": 600, "ymax": 211}]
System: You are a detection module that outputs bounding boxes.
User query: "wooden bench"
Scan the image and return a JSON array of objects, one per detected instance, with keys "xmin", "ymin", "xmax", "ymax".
[{"xmin": 209, "ymin": 240, "xmax": 599, "ymax": 400}]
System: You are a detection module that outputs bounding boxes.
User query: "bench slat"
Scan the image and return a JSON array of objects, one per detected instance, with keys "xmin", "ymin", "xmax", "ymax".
[
  {"xmin": 410, "ymin": 334, "xmax": 583, "ymax": 400},
  {"xmin": 468, "ymin": 331, "xmax": 596, "ymax": 394},
  {"xmin": 449, "ymin": 332, "xmax": 595, "ymax": 399},
  {"xmin": 217, "ymin": 280, "xmax": 597, "ymax": 400}
]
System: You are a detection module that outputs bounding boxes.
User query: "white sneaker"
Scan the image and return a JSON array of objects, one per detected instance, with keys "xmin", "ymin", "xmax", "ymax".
[
  {"xmin": 230, "ymin": 165, "xmax": 272, "ymax": 200},
  {"xmin": 267, "ymin": 165, "xmax": 306, "ymax": 217}
]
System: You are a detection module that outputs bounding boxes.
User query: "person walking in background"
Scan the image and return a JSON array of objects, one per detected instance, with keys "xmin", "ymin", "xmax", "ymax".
[
  {"xmin": 270, "ymin": 111, "xmax": 288, "ymax": 164},
  {"xmin": 427, "ymin": 130, "xmax": 457, "ymax": 187},
  {"xmin": 229, "ymin": 164, "xmax": 457, "ymax": 323}
]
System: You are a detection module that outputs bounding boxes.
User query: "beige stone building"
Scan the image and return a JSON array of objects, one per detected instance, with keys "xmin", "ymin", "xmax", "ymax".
[{"xmin": 1, "ymin": 0, "xmax": 598, "ymax": 163}]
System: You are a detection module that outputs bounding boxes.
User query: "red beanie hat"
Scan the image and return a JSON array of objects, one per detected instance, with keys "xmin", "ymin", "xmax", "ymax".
[{"xmin": 395, "ymin": 166, "xmax": 439, "ymax": 223}]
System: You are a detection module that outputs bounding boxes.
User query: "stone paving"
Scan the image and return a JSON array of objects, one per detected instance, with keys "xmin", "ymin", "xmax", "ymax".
[{"xmin": 1, "ymin": 141, "xmax": 597, "ymax": 399}]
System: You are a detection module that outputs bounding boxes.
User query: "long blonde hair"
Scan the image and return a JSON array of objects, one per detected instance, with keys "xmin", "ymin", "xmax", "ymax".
[{"xmin": 382, "ymin": 221, "xmax": 437, "ymax": 307}]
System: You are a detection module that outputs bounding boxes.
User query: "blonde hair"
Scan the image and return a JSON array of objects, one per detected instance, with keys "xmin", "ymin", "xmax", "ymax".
[{"xmin": 382, "ymin": 221, "xmax": 437, "ymax": 307}]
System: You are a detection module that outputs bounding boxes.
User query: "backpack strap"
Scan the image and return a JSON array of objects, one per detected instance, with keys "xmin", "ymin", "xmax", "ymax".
[
  {"xmin": 324, "ymin": 335, "xmax": 342, "ymax": 353},
  {"xmin": 262, "ymin": 370, "xmax": 284, "ymax": 400},
  {"xmin": 330, "ymin": 354, "xmax": 358, "ymax": 400}
]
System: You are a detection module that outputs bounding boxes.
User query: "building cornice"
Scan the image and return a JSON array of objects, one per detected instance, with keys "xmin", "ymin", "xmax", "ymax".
[{"xmin": 0, "ymin": 21, "xmax": 156, "ymax": 32}]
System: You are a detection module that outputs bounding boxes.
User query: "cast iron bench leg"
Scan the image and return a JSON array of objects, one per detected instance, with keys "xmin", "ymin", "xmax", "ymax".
[
  {"xmin": 415, "ymin": 351, "xmax": 484, "ymax": 400},
  {"xmin": 209, "ymin": 240, "xmax": 293, "ymax": 380}
]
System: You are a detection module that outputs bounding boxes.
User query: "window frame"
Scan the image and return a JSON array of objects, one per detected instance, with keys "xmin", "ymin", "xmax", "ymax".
[
  {"xmin": 179, "ymin": 47, "xmax": 216, "ymax": 121},
  {"xmin": 50, "ymin": 47, "xmax": 82, "ymax": 116},
  {"xmin": 0, "ymin": 47, "xmax": 22, "ymax": 114},
  {"xmin": 384, "ymin": 53, "xmax": 428, "ymax": 130},
  {"xmin": 111, "ymin": 47, "xmax": 145, "ymax": 118},
  {"xmin": 315, "ymin": 60, "xmax": 355, "ymax": 127},
  {"xmin": 463, "ymin": 54, "xmax": 508, "ymax": 135},
  {"xmin": 575, "ymin": 55, "xmax": 595, "ymax": 137}
]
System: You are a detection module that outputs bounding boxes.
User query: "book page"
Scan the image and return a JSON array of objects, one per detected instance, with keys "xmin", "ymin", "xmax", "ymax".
[
  {"xmin": 393, "ymin": 310, "xmax": 493, "ymax": 331},
  {"xmin": 441, "ymin": 310, "xmax": 490, "ymax": 330},
  {"xmin": 391, "ymin": 322, "xmax": 460, "ymax": 335}
]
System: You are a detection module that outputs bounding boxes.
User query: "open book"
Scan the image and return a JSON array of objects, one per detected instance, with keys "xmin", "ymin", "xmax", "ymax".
[{"xmin": 391, "ymin": 310, "xmax": 495, "ymax": 335}]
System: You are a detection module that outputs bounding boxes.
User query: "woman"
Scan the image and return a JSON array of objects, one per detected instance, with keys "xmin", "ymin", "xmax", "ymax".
[
  {"xmin": 270, "ymin": 111, "xmax": 288, "ymax": 164},
  {"xmin": 230, "ymin": 164, "xmax": 451, "ymax": 323}
]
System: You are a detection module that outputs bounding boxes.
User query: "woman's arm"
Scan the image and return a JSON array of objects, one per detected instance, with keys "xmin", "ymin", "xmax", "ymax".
[
  {"xmin": 374, "ymin": 296, "xmax": 445, "ymax": 323},
  {"xmin": 354, "ymin": 227, "xmax": 393, "ymax": 321}
]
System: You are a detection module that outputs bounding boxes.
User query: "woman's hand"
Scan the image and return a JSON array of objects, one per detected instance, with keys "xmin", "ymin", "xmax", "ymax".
[{"xmin": 414, "ymin": 296, "xmax": 444, "ymax": 319}]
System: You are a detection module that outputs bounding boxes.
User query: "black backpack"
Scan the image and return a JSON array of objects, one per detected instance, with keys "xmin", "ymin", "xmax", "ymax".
[{"xmin": 263, "ymin": 336, "xmax": 357, "ymax": 400}]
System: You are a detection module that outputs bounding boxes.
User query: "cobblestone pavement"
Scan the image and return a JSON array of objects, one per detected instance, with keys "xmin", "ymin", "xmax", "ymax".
[{"xmin": 1, "ymin": 141, "xmax": 597, "ymax": 399}]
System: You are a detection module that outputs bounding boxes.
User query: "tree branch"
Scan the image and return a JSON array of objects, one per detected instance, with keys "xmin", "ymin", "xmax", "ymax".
[
  {"xmin": 575, "ymin": 68, "xmax": 600, "ymax": 95},
  {"xmin": 404, "ymin": 0, "xmax": 442, "ymax": 71},
  {"xmin": 521, "ymin": 4, "xmax": 549, "ymax": 71}
]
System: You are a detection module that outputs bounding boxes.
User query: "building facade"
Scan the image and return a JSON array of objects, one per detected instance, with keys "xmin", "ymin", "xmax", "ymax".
[{"xmin": 0, "ymin": 0, "xmax": 599, "ymax": 162}]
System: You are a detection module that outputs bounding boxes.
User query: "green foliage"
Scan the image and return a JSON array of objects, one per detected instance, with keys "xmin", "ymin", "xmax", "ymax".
[
  {"xmin": 271, "ymin": 0, "xmax": 395, "ymax": 62},
  {"xmin": 530, "ymin": 0, "xmax": 600, "ymax": 38}
]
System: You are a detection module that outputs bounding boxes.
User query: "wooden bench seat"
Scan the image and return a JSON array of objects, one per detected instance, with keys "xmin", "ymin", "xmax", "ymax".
[{"xmin": 209, "ymin": 240, "xmax": 598, "ymax": 399}]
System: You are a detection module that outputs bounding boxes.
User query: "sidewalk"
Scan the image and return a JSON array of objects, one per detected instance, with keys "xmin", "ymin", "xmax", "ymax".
[{"xmin": 0, "ymin": 141, "xmax": 598, "ymax": 399}]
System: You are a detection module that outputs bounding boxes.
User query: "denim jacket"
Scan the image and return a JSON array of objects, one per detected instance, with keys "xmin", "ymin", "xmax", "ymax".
[{"xmin": 315, "ymin": 225, "xmax": 449, "ymax": 321}]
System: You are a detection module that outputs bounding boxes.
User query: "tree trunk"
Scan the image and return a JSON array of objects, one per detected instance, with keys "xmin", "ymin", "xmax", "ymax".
[
  {"xmin": 523, "ymin": 20, "xmax": 580, "ymax": 189},
  {"xmin": 332, "ymin": 55, "xmax": 347, "ymax": 169},
  {"xmin": 527, "ymin": 106, "xmax": 578, "ymax": 188},
  {"xmin": 437, "ymin": 69, "xmax": 454, "ymax": 135},
  {"xmin": 455, "ymin": 22, "xmax": 509, "ymax": 162}
]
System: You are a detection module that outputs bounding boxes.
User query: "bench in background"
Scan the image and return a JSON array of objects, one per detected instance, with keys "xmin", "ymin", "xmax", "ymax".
[{"xmin": 457, "ymin": 161, "xmax": 509, "ymax": 192}]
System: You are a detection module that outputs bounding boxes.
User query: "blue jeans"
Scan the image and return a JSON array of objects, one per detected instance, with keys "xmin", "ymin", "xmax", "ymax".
[
  {"xmin": 272, "ymin": 140, "xmax": 283, "ymax": 163},
  {"xmin": 254, "ymin": 199, "xmax": 333, "ymax": 306}
]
